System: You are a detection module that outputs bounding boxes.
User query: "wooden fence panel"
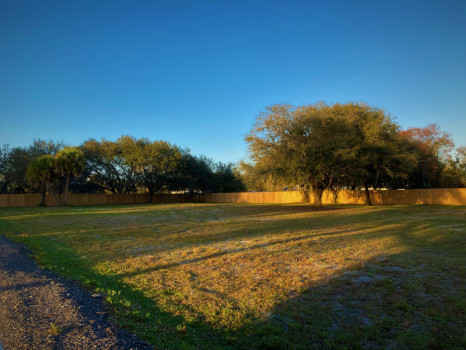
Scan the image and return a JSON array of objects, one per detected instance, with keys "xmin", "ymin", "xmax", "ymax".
[
  {"xmin": 448, "ymin": 188, "xmax": 466, "ymax": 205},
  {"xmin": 0, "ymin": 194, "xmax": 41, "ymax": 207},
  {"xmin": 152, "ymin": 194, "xmax": 169, "ymax": 203},
  {"xmin": 204, "ymin": 191, "xmax": 304, "ymax": 204},
  {"xmin": 67, "ymin": 194, "xmax": 88, "ymax": 206},
  {"xmin": 88, "ymin": 194, "xmax": 108, "ymax": 206}
]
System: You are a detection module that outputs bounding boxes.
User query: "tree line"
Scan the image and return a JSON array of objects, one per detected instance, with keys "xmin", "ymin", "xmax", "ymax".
[
  {"xmin": 243, "ymin": 102, "xmax": 466, "ymax": 206},
  {"xmin": 0, "ymin": 136, "xmax": 245, "ymax": 205},
  {"xmin": 1, "ymin": 102, "xmax": 464, "ymax": 207}
]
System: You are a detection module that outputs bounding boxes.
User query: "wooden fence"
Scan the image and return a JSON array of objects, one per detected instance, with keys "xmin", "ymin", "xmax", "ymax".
[
  {"xmin": 204, "ymin": 188, "xmax": 466, "ymax": 205},
  {"xmin": 0, "ymin": 193, "xmax": 203, "ymax": 208},
  {"xmin": 0, "ymin": 189, "xmax": 465, "ymax": 208},
  {"xmin": 204, "ymin": 191, "xmax": 304, "ymax": 204}
]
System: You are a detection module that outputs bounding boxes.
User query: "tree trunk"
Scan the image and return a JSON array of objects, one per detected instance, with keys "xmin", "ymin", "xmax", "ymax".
[
  {"xmin": 364, "ymin": 183, "xmax": 372, "ymax": 206},
  {"xmin": 40, "ymin": 184, "xmax": 46, "ymax": 206},
  {"xmin": 301, "ymin": 185, "xmax": 311, "ymax": 203},
  {"xmin": 312, "ymin": 187, "xmax": 323, "ymax": 207},
  {"xmin": 46, "ymin": 181, "xmax": 61, "ymax": 206},
  {"xmin": 148, "ymin": 190, "xmax": 154, "ymax": 204},
  {"xmin": 63, "ymin": 175, "xmax": 70, "ymax": 205}
]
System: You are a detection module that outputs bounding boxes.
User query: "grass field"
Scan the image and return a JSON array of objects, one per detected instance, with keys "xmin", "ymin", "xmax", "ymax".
[{"xmin": 0, "ymin": 203, "xmax": 465, "ymax": 349}]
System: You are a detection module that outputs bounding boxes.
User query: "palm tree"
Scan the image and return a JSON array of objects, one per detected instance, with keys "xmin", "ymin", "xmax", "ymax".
[
  {"xmin": 55, "ymin": 147, "xmax": 85, "ymax": 205},
  {"xmin": 26, "ymin": 155, "xmax": 55, "ymax": 206}
]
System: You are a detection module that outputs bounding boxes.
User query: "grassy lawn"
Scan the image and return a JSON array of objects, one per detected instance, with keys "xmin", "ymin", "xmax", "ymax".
[{"xmin": 0, "ymin": 203, "xmax": 465, "ymax": 349}]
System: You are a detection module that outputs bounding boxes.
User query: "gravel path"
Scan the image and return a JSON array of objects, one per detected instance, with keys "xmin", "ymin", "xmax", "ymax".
[{"xmin": 0, "ymin": 236, "xmax": 153, "ymax": 350}]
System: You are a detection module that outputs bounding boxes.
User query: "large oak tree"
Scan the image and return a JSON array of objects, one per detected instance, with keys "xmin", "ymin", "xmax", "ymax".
[{"xmin": 245, "ymin": 102, "xmax": 415, "ymax": 206}]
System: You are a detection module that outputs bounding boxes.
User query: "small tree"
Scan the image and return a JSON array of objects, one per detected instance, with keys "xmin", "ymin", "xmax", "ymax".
[
  {"xmin": 55, "ymin": 147, "xmax": 86, "ymax": 205},
  {"xmin": 211, "ymin": 162, "xmax": 246, "ymax": 193},
  {"xmin": 26, "ymin": 155, "xmax": 55, "ymax": 206},
  {"xmin": 0, "ymin": 145, "xmax": 11, "ymax": 193},
  {"xmin": 26, "ymin": 147, "xmax": 85, "ymax": 206},
  {"xmin": 0, "ymin": 140, "xmax": 63, "ymax": 194}
]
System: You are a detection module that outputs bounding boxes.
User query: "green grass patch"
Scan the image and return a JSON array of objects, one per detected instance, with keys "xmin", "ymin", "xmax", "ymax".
[{"xmin": 1, "ymin": 203, "xmax": 465, "ymax": 349}]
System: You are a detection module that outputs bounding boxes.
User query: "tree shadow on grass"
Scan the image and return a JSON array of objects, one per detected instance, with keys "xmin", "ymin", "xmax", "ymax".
[
  {"xmin": 114, "ymin": 206, "xmax": 395, "ymax": 258},
  {"xmin": 112, "ymin": 207, "xmax": 464, "ymax": 349},
  {"xmin": 230, "ymin": 219, "xmax": 466, "ymax": 349},
  {"xmin": 0, "ymin": 202, "xmax": 348, "ymax": 223},
  {"xmin": 5, "ymin": 204, "xmax": 389, "ymax": 267},
  {"xmin": 120, "ymin": 223, "xmax": 394, "ymax": 278},
  {"xmin": 89, "ymin": 208, "xmax": 464, "ymax": 349}
]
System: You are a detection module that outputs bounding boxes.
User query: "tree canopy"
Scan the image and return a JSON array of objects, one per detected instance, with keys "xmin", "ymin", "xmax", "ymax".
[
  {"xmin": 26, "ymin": 155, "xmax": 55, "ymax": 206},
  {"xmin": 26, "ymin": 147, "xmax": 85, "ymax": 205},
  {"xmin": 399, "ymin": 124, "xmax": 456, "ymax": 188},
  {"xmin": 245, "ymin": 102, "xmax": 418, "ymax": 206},
  {"xmin": 81, "ymin": 136, "xmax": 244, "ymax": 198}
]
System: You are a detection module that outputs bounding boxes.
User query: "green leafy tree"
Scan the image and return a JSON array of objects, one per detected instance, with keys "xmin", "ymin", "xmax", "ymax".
[
  {"xmin": 82, "ymin": 138, "xmax": 139, "ymax": 194},
  {"xmin": 331, "ymin": 103, "xmax": 417, "ymax": 204},
  {"xmin": 440, "ymin": 146, "xmax": 466, "ymax": 187},
  {"xmin": 245, "ymin": 103, "xmax": 355, "ymax": 206},
  {"xmin": 26, "ymin": 155, "xmax": 56, "ymax": 205},
  {"xmin": 238, "ymin": 161, "xmax": 287, "ymax": 192},
  {"xmin": 0, "ymin": 140, "xmax": 63, "ymax": 194},
  {"xmin": 26, "ymin": 147, "xmax": 85, "ymax": 206},
  {"xmin": 0, "ymin": 145, "xmax": 11, "ymax": 193},
  {"xmin": 191, "ymin": 156, "xmax": 215, "ymax": 193},
  {"xmin": 120, "ymin": 136, "xmax": 184, "ymax": 202},
  {"xmin": 212, "ymin": 162, "xmax": 246, "ymax": 193},
  {"xmin": 55, "ymin": 147, "xmax": 86, "ymax": 204},
  {"xmin": 178, "ymin": 154, "xmax": 216, "ymax": 193},
  {"xmin": 3, "ymin": 147, "xmax": 32, "ymax": 193},
  {"xmin": 246, "ymin": 102, "xmax": 416, "ymax": 206}
]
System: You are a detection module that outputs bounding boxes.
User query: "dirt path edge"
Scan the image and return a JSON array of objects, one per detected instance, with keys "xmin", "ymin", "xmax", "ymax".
[{"xmin": 0, "ymin": 236, "xmax": 153, "ymax": 350}]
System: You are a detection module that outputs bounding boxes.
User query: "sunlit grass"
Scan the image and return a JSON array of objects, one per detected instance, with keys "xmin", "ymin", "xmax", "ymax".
[{"xmin": 1, "ymin": 203, "xmax": 465, "ymax": 349}]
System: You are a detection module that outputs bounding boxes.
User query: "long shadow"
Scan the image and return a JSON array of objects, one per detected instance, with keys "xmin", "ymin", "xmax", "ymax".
[
  {"xmin": 0, "ymin": 202, "xmax": 347, "ymax": 222},
  {"xmin": 228, "ymin": 217, "xmax": 466, "ymax": 349},
  {"xmin": 122, "ymin": 207, "xmax": 399, "ymax": 257},
  {"xmin": 119, "ymin": 223, "xmax": 393, "ymax": 278},
  {"xmin": 2, "ymin": 204, "xmax": 389, "ymax": 267}
]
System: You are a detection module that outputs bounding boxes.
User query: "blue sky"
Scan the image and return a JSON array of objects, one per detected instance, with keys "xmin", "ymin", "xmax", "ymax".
[{"xmin": 1, "ymin": 0, "xmax": 465, "ymax": 162}]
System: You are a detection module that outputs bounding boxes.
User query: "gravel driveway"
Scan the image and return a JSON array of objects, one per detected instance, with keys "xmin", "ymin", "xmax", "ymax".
[{"xmin": 0, "ymin": 236, "xmax": 153, "ymax": 350}]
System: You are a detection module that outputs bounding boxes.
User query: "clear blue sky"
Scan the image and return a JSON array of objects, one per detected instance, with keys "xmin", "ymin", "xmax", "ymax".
[{"xmin": 1, "ymin": 0, "xmax": 465, "ymax": 162}]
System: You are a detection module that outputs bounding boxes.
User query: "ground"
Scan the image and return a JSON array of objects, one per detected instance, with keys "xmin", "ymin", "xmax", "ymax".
[
  {"xmin": 0, "ymin": 236, "xmax": 152, "ymax": 350},
  {"xmin": 0, "ymin": 203, "xmax": 465, "ymax": 349}
]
